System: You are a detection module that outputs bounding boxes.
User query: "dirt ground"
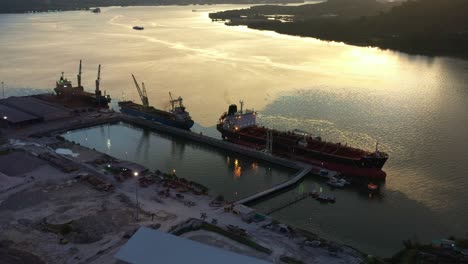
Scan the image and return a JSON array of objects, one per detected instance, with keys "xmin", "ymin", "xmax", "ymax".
[{"xmin": 0, "ymin": 180, "xmax": 142, "ymax": 264}]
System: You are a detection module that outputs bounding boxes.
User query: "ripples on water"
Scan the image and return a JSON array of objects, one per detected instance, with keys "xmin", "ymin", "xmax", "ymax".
[{"xmin": 1, "ymin": 5, "xmax": 468, "ymax": 256}]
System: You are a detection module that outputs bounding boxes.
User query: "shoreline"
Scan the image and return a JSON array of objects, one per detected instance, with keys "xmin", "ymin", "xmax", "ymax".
[
  {"xmin": 0, "ymin": 1, "xmax": 304, "ymax": 14},
  {"xmin": 212, "ymin": 21, "xmax": 468, "ymax": 61}
]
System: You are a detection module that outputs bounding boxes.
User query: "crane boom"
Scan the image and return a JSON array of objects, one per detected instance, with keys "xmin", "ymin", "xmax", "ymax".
[
  {"xmin": 169, "ymin": 92, "xmax": 175, "ymax": 111},
  {"xmin": 95, "ymin": 64, "xmax": 101, "ymax": 94},
  {"xmin": 131, "ymin": 74, "xmax": 149, "ymax": 107},
  {"xmin": 77, "ymin": 60, "xmax": 82, "ymax": 87},
  {"xmin": 142, "ymin": 82, "xmax": 148, "ymax": 101}
]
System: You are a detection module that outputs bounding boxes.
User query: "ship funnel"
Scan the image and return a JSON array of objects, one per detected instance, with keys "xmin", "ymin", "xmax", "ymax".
[{"xmin": 228, "ymin": 104, "xmax": 237, "ymax": 116}]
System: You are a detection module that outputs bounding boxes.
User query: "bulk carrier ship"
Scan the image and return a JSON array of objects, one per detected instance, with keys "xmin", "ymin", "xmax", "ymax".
[
  {"xmin": 118, "ymin": 74, "xmax": 194, "ymax": 130},
  {"xmin": 54, "ymin": 60, "xmax": 111, "ymax": 107},
  {"xmin": 217, "ymin": 103, "xmax": 389, "ymax": 179}
]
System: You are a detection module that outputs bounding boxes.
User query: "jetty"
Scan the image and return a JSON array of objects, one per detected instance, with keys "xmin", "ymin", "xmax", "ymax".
[
  {"xmin": 264, "ymin": 192, "xmax": 310, "ymax": 215},
  {"xmin": 235, "ymin": 165, "xmax": 313, "ymax": 206}
]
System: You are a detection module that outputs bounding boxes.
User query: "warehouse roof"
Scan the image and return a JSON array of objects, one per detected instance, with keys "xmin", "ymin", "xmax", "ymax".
[
  {"xmin": 115, "ymin": 227, "xmax": 270, "ymax": 264},
  {"xmin": 0, "ymin": 103, "xmax": 40, "ymax": 124},
  {"xmin": 1, "ymin": 96, "xmax": 72, "ymax": 119}
]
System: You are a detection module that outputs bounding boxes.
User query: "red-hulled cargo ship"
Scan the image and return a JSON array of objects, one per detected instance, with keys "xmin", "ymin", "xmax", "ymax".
[{"xmin": 217, "ymin": 103, "xmax": 389, "ymax": 179}]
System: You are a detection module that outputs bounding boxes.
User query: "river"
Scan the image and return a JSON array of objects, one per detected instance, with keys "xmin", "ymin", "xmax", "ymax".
[{"xmin": 1, "ymin": 4, "xmax": 467, "ymax": 257}]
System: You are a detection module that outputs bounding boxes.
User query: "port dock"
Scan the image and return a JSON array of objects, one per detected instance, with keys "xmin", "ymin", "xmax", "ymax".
[
  {"xmin": 34, "ymin": 114, "xmax": 306, "ymax": 171},
  {"xmin": 25, "ymin": 112, "xmax": 336, "ymax": 205}
]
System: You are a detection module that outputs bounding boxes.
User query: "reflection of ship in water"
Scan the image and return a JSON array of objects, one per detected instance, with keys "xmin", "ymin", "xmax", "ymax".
[
  {"xmin": 226, "ymin": 156, "xmax": 242, "ymax": 179},
  {"xmin": 171, "ymin": 139, "xmax": 186, "ymax": 162},
  {"xmin": 136, "ymin": 129, "xmax": 151, "ymax": 162},
  {"xmin": 233, "ymin": 158, "xmax": 242, "ymax": 178},
  {"xmin": 225, "ymin": 156, "xmax": 272, "ymax": 180}
]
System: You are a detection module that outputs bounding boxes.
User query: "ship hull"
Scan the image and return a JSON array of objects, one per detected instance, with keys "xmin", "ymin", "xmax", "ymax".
[
  {"xmin": 217, "ymin": 124, "xmax": 387, "ymax": 179},
  {"xmin": 120, "ymin": 104, "xmax": 194, "ymax": 130},
  {"xmin": 54, "ymin": 88, "xmax": 110, "ymax": 107}
]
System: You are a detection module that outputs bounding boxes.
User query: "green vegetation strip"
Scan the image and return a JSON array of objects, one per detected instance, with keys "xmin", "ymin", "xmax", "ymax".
[
  {"xmin": 0, "ymin": 148, "xmax": 13, "ymax": 156},
  {"xmin": 280, "ymin": 255, "xmax": 305, "ymax": 264},
  {"xmin": 172, "ymin": 220, "xmax": 272, "ymax": 254}
]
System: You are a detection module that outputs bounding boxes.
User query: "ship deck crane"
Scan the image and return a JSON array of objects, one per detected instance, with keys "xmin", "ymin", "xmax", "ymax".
[
  {"xmin": 131, "ymin": 74, "xmax": 149, "ymax": 108},
  {"xmin": 169, "ymin": 92, "xmax": 184, "ymax": 111},
  {"xmin": 77, "ymin": 60, "xmax": 82, "ymax": 88},
  {"xmin": 95, "ymin": 64, "xmax": 101, "ymax": 95}
]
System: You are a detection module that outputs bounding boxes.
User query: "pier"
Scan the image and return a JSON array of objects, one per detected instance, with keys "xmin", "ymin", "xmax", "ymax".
[
  {"xmin": 264, "ymin": 193, "xmax": 310, "ymax": 215},
  {"xmin": 234, "ymin": 165, "xmax": 313, "ymax": 206}
]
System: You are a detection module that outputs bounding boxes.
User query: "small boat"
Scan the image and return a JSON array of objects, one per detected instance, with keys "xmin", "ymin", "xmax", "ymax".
[
  {"xmin": 310, "ymin": 191, "xmax": 335, "ymax": 203},
  {"xmin": 310, "ymin": 191, "xmax": 319, "ymax": 198},
  {"xmin": 338, "ymin": 178, "xmax": 351, "ymax": 185},
  {"xmin": 319, "ymin": 169, "xmax": 329, "ymax": 178},
  {"xmin": 316, "ymin": 194, "xmax": 336, "ymax": 203},
  {"xmin": 368, "ymin": 183, "xmax": 379, "ymax": 192},
  {"xmin": 326, "ymin": 178, "xmax": 345, "ymax": 188},
  {"xmin": 133, "ymin": 26, "xmax": 144, "ymax": 30}
]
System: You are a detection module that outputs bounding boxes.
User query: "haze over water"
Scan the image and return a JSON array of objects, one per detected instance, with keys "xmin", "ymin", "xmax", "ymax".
[{"xmin": 1, "ymin": 5, "xmax": 468, "ymax": 256}]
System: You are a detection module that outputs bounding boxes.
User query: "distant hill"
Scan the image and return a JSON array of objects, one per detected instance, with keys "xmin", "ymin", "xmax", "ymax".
[
  {"xmin": 210, "ymin": 0, "xmax": 468, "ymax": 59},
  {"xmin": 0, "ymin": 0, "xmax": 303, "ymax": 13}
]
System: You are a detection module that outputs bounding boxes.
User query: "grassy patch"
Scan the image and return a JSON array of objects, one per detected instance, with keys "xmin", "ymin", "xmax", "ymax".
[
  {"xmin": 0, "ymin": 148, "xmax": 13, "ymax": 156},
  {"xmin": 172, "ymin": 220, "xmax": 272, "ymax": 254},
  {"xmin": 456, "ymin": 238, "xmax": 468, "ymax": 249},
  {"xmin": 39, "ymin": 220, "xmax": 74, "ymax": 236},
  {"xmin": 280, "ymin": 255, "xmax": 305, "ymax": 264},
  {"xmin": 201, "ymin": 222, "xmax": 272, "ymax": 254}
]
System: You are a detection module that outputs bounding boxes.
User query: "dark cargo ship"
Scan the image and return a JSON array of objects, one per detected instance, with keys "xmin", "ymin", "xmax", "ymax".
[
  {"xmin": 217, "ymin": 103, "xmax": 388, "ymax": 179},
  {"xmin": 118, "ymin": 74, "xmax": 194, "ymax": 130},
  {"xmin": 54, "ymin": 60, "xmax": 111, "ymax": 107}
]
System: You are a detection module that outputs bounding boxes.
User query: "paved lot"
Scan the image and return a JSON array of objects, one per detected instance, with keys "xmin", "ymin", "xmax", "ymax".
[{"xmin": 0, "ymin": 151, "xmax": 46, "ymax": 176}]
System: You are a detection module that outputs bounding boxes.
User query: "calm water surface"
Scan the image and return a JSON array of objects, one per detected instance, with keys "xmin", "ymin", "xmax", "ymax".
[
  {"xmin": 1, "ymin": 5, "xmax": 468, "ymax": 256},
  {"xmin": 63, "ymin": 122, "xmax": 295, "ymax": 200}
]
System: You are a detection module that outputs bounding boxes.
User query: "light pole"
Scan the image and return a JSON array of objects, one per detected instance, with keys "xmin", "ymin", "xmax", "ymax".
[
  {"xmin": 2, "ymin": 116, "xmax": 7, "ymax": 129},
  {"xmin": 134, "ymin": 171, "xmax": 139, "ymax": 221}
]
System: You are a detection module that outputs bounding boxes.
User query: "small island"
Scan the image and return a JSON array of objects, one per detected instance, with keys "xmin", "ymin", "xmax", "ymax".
[{"xmin": 209, "ymin": 0, "xmax": 468, "ymax": 59}]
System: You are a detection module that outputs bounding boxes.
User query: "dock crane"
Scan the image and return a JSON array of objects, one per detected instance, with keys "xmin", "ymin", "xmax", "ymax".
[{"xmin": 131, "ymin": 74, "xmax": 149, "ymax": 108}]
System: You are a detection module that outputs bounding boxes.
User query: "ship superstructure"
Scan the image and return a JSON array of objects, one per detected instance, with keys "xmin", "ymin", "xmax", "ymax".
[{"xmin": 54, "ymin": 60, "xmax": 111, "ymax": 106}]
